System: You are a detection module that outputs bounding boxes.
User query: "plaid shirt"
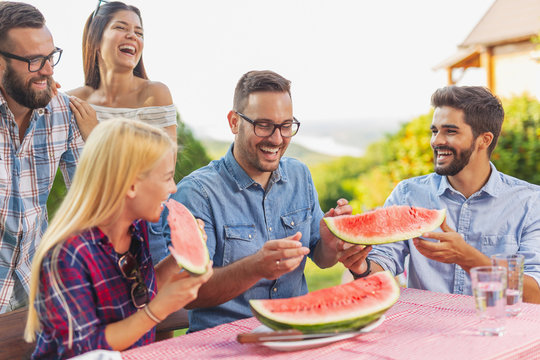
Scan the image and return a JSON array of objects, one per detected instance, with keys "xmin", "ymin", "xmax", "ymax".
[
  {"xmin": 0, "ymin": 92, "xmax": 84, "ymax": 313},
  {"xmin": 33, "ymin": 220, "xmax": 157, "ymax": 359}
]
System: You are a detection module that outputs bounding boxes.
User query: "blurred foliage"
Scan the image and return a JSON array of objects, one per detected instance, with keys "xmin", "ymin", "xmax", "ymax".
[
  {"xmin": 312, "ymin": 94, "xmax": 540, "ymax": 214},
  {"xmin": 175, "ymin": 116, "xmax": 212, "ymax": 182},
  {"xmin": 47, "ymin": 113, "xmax": 211, "ymax": 218},
  {"xmin": 305, "ymin": 258, "xmax": 346, "ymax": 291},
  {"xmin": 492, "ymin": 95, "xmax": 540, "ymax": 184}
]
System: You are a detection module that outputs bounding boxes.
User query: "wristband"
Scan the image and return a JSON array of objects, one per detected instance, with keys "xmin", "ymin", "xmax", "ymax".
[
  {"xmin": 350, "ymin": 258, "xmax": 371, "ymax": 279},
  {"xmin": 143, "ymin": 304, "xmax": 163, "ymax": 324}
]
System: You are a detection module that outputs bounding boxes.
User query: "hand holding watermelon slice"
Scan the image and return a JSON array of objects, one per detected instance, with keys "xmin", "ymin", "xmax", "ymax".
[
  {"xmin": 411, "ymin": 217, "xmax": 480, "ymax": 271},
  {"xmin": 166, "ymin": 199, "xmax": 211, "ymax": 275}
]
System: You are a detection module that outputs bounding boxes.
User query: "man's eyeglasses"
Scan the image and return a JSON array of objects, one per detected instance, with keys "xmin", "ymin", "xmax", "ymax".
[
  {"xmin": 236, "ymin": 112, "xmax": 300, "ymax": 138},
  {"xmin": 118, "ymin": 250, "xmax": 149, "ymax": 309},
  {"xmin": 0, "ymin": 47, "xmax": 62, "ymax": 73},
  {"xmin": 92, "ymin": 0, "xmax": 109, "ymax": 20}
]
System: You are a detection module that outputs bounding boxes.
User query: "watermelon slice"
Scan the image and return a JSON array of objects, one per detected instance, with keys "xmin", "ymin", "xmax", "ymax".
[
  {"xmin": 250, "ymin": 271, "xmax": 399, "ymax": 333},
  {"xmin": 166, "ymin": 199, "xmax": 210, "ymax": 275},
  {"xmin": 324, "ymin": 205, "xmax": 446, "ymax": 245}
]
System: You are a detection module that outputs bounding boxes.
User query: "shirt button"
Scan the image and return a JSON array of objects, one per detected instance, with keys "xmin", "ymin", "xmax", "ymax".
[
  {"xmin": 248, "ymin": 234, "xmax": 252, "ymax": 239},
  {"xmin": 269, "ymin": 227, "xmax": 272, "ymax": 231},
  {"xmin": 291, "ymin": 221, "xmax": 295, "ymax": 226},
  {"xmin": 37, "ymin": 109, "xmax": 44, "ymax": 115},
  {"xmin": 273, "ymin": 288, "xmax": 277, "ymax": 292}
]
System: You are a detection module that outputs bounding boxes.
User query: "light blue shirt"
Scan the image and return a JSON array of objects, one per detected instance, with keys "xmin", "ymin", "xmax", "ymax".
[
  {"xmin": 160, "ymin": 145, "xmax": 324, "ymax": 332},
  {"xmin": 369, "ymin": 163, "xmax": 540, "ymax": 295}
]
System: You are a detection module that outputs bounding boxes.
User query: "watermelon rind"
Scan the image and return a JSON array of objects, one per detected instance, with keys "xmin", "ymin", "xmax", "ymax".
[
  {"xmin": 249, "ymin": 271, "xmax": 399, "ymax": 333},
  {"xmin": 169, "ymin": 245, "xmax": 209, "ymax": 275},
  {"xmin": 167, "ymin": 200, "xmax": 210, "ymax": 275},
  {"xmin": 324, "ymin": 206, "xmax": 446, "ymax": 245}
]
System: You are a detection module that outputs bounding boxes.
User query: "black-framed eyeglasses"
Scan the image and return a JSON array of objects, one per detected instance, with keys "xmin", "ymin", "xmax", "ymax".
[
  {"xmin": 0, "ymin": 47, "xmax": 62, "ymax": 73},
  {"xmin": 118, "ymin": 250, "xmax": 149, "ymax": 309},
  {"xmin": 92, "ymin": 0, "xmax": 109, "ymax": 20},
  {"xmin": 236, "ymin": 111, "xmax": 300, "ymax": 138}
]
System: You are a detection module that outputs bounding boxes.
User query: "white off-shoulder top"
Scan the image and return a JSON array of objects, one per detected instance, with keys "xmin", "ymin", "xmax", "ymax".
[{"xmin": 91, "ymin": 104, "xmax": 177, "ymax": 128}]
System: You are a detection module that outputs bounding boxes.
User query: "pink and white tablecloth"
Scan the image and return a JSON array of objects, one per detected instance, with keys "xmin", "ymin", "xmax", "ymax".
[{"xmin": 122, "ymin": 288, "xmax": 540, "ymax": 360}]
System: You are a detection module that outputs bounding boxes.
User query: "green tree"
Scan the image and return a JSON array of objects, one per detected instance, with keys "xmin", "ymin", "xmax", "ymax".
[{"xmin": 493, "ymin": 95, "xmax": 540, "ymax": 184}]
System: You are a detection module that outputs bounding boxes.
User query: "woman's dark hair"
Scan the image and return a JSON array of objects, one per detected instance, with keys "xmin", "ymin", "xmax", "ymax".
[{"xmin": 82, "ymin": 1, "xmax": 148, "ymax": 89}]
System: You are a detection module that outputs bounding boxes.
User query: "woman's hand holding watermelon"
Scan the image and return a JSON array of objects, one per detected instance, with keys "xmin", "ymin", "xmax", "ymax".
[{"xmin": 150, "ymin": 262, "xmax": 214, "ymax": 321}]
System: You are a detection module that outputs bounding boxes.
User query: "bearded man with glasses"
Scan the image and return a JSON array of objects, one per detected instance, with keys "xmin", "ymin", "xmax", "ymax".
[
  {"xmin": 150, "ymin": 70, "xmax": 368, "ymax": 332},
  {"xmin": 0, "ymin": 2, "xmax": 84, "ymax": 313}
]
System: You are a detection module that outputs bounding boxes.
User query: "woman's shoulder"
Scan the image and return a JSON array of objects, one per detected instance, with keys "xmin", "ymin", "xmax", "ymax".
[
  {"xmin": 139, "ymin": 79, "xmax": 173, "ymax": 107},
  {"xmin": 66, "ymin": 85, "xmax": 94, "ymax": 100}
]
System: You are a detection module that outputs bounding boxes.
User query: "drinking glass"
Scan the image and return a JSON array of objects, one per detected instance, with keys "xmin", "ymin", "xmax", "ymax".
[
  {"xmin": 491, "ymin": 254, "xmax": 524, "ymax": 316},
  {"xmin": 470, "ymin": 266, "xmax": 507, "ymax": 336}
]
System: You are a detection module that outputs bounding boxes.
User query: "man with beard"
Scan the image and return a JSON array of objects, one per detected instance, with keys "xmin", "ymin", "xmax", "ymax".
[
  {"xmin": 152, "ymin": 70, "xmax": 363, "ymax": 332},
  {"xmin": 0, "ymin": 2, "xmax": 83, "ymax": 313},
  {"xmin": 341, "ymin": 85, "xmax": 540, "ymax": 303}
]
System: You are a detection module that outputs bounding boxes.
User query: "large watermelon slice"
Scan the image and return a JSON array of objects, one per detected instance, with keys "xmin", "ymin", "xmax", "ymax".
[
  {"xmin": 166, "ymin": 199, "xmax": 210, "ymax": 275},
  {"xmin": 324, "ymin": 205, "xmax": 446, "ymax": 245},
  {"xmin": 250, "ymin": 271, "xmax": 399, "ymax": 333}
]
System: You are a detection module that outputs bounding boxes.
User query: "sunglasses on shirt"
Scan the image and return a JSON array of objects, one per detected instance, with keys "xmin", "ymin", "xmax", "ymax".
[{"xmin": 118, "ymin": 247, "xmax": 149, "ymax": 309}]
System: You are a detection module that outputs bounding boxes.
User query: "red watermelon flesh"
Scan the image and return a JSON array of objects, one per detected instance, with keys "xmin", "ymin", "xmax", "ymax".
[
  {"xmin": 250, "ymin": 271, "xmax": 399, "ymax": 332},
  {"xmin": 324, "ymin": 205, "xmax": 446, "ymax": 245},
  {"xmin": 166, "ymin": 199, "xmax": 210, "ymax": 274}
]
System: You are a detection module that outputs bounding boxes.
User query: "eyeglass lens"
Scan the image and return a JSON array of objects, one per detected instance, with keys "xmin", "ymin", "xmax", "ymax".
[
  {"xmin": 29, "ymin": 50, "xmax": 61, "ymax": 72},
  {"xmin": 254, "ymin": 122, "xmax": 299, "ymax": 137}
]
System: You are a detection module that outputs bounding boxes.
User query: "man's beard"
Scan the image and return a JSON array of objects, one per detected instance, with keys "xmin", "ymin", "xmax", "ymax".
[
  {"xmin": 2, "ymin": 63, "xmax": 53, "ymax": 109},
  {"xmin": 433, "ymin": 142, "xmax": 475, "ymax": 176}
]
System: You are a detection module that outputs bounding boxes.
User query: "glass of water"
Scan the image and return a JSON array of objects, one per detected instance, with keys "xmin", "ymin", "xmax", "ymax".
[
  {"xmin": 470, "ymin": 266, "xmax": 507, "ymax": 336},
  {"xmin": 491, "ymin": 254, "xmax": 525, "ymax": 316}
]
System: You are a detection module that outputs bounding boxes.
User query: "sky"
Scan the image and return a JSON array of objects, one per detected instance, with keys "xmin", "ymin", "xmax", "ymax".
[{"xmin": 26, "ymin": 0, "xmax": 495, "ymax": 146}]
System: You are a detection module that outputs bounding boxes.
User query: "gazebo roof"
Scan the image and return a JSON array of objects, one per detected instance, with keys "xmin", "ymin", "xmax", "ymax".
[
  {"xmin": 435, "ymin": 0, "xmax": 540, "ymax": 69},
  {"xmin": 461, "ymin": 0, "xmax": 540, "ymax": 47}
]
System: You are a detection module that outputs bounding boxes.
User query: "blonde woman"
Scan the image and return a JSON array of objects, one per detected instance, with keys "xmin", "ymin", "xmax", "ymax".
[{"xmin": 24, "ymin": 119, "xmax": 212, "ymax": 359}]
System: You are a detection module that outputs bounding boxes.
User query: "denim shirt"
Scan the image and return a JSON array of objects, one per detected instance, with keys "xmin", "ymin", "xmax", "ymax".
[
  {"xmin": 369, "ymin": 163, "xmax": 540, "ymax": 295},
  {"xmin": 160, "ymin": 145, "xmax": 324, "ymax": 332}
]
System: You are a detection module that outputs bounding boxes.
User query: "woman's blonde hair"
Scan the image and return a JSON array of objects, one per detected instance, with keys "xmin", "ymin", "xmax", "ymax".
[{"xmin": 24, "ymin": 118, "xmax": 175, "ymax": 344}]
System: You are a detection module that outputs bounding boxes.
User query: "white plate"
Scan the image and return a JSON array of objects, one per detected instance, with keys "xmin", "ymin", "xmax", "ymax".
[{"xmin": 252, "ymin": 315, "xmax": 385, "ymax": 352}]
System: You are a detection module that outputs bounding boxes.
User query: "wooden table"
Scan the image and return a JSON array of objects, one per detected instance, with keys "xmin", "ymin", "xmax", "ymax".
[{"xmin": 122, "ymin": 288, "xmax": 540, "ymax": 360}]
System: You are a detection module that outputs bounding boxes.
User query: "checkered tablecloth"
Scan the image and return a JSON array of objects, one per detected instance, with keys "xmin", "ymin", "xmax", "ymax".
[{"xmin": 122, "ymin": 288, "xmax": 540, "ymax": 360}]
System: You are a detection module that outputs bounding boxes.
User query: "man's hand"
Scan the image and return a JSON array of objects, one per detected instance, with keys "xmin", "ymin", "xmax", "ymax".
[
  {"xmin": 414, "ymin": 219, "xmax": 490, "ymax": 272},
  {"xmin": 338, "ymin": 244, "xmax": 372, "ymax": 274},
  {"xmin": 320, "ymin": 198, "xmax": 353, "ymax": 250},
  {"xmin": 253, "ymin": 232, "xmax": 309, "ymax": 280}
]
